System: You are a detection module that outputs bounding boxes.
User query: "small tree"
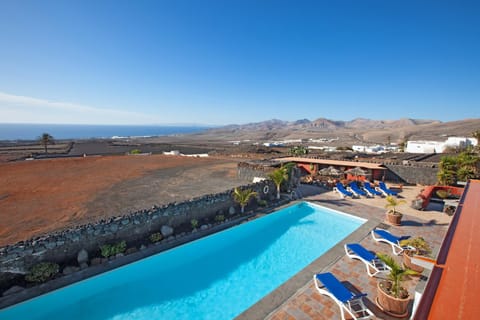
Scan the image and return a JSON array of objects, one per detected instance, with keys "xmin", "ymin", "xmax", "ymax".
[
  {"xmin": 233, "ymin": 188, "xmax": 257, "ymax": 213},
  {"xmin": 39, "ymin": 133, "xmax": 54, "ymax": 153},
  {"xmin": 385, "ymin": 195, "xmax": 406, "ymax": 215},
  {"xmin": 268, "ymin": 167, "xmax": 288, "ymax": 200},
  {"xmin": 398, "ymin": 140, "xmax": 407, "ymax": 152},
  {"xmin": 289, "ymin": 146, "xmax": 308, "ymax": 156}
]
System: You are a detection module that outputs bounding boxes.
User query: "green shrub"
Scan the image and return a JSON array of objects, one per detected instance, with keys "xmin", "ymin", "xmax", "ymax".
[
  {"xmin": 214, "ymin": 215, "xmax": 225, "ymax": 223},
  {"xmin": 258, "ymin": 199, "xmax": 268, "ymax": 207},
  {"xmin": 436, "ymin": 189, "xmax": 451, "ymax": 199},
  {"xmin": 130, "ymin": 149, "xmax": 142, "ymax": 154},
  {"xmin": 100, "ymin": 241, "xmax": 127, "ymax": 258},
  {"xmin": 25, "ymin": 262, "xmax": 59, "ymax": 283},
  {"xmin": 191, "ymin": 219, "xmax": 199, "ymax": 229},
  {"xmin": 149, "ymin": 232, "xmax": 163, "ymax": 243}
]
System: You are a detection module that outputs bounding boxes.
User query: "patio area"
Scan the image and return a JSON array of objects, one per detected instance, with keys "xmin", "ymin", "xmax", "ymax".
[{"xmin": 262, "ymin": 187, "xmax": 451, "ymax": 319}]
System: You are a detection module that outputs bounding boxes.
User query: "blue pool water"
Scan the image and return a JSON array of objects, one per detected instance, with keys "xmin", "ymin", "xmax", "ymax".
[{"xmin": 0, "ymin": 202, "xmax": 365, "ymax": 320}]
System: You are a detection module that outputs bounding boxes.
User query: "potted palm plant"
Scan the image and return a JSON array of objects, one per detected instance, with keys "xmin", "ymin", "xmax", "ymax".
[
  {"xmin": 376, "ymin": 253, "xmax": 417, "ymax": 317},
  {"xmin": 399, "ymin": 237, "xmax": 432, "ymax": 273},
  {"xmin": 385, "ymin": 195, "xmax": 407, "ymax": 226}
]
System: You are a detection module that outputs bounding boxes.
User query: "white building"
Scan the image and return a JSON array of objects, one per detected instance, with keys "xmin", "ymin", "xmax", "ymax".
[
  {"xmin": 307, "ymin": 146, "xmax": 337, "ymax": 152},
  {"xmin": 352, "ymin": 145, "xmax": 389, "ymax": 154},
  {"xmin": 406, "ymin": 141, "xmax": 444, "ymax": 153},
  {"xmin": 352, "ymin": 145, "xmax": 366, "ymax": 152},
  {"xmin": 444, "ymin": 137, "xmax": 478, "ymax": 149},
  {"xmin": 163, "ymin": 150, "xmax": 181, "ymax": 155},
  {"xmin": 406, "ymin": 137, "xmax": 478, "ymax": 153}
]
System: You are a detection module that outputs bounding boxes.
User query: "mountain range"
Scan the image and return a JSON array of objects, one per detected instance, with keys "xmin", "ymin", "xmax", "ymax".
[{"xmin": 200, "ymin": 117, "xmax": 480, "ymax": 145}]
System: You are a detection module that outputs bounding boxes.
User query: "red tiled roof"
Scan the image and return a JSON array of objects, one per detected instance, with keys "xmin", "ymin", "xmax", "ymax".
[
  {"xmin": 414, "ymin": 179, "xmax": 480, "ymax": 319},
  {"xmin": 274, "ymin": 157, "xmax": 386, "ymax": 170}
]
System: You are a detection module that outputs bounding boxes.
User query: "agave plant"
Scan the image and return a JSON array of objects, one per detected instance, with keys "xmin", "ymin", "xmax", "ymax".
[
  {"xmin": 377, "ymin": 253, "xmax": 418, "ymax": 298},
  {"xmin": 399, "ymin": 237, "xmax": 432, "ymax": 257}
]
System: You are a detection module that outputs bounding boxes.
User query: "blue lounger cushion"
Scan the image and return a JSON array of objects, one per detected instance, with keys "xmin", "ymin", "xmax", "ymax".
[
  {"xmin": 346, "ymin": 243, "xmax": 376, "ymax": 262},
  {"xmin": 371, "ymin": 228, "xmax": 411, "ymax": 255},
  {"xmin": 314, "ymin": 272, "xmax": 374, "ymax": 319},
  {"xmin": 315, "ymin": 273, "xmax": 366, "ymax": 303},
  {"xmin": 379, "ymin": 182, "xmax": 397, "ymax": 196},
  {"xmin": 345, "ymin": 243, "xmax": 390, "ymax": 277},
  {"xmin": 335, "ymin": 182, "xmax": 354, "ymax": 197},
  {"xmin": 373, "ymin": 229, "xmax": 408, "ymax": 244},
  {"xmin": 363, "ymin": 182, "xmax": 382, "ymax": 196},
  {"xmin": 349, "ymin": 182, "xmax": 367, "ymax": 196}
]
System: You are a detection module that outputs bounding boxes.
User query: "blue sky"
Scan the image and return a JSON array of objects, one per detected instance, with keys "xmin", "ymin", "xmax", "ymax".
[{"xmin": 0, "ymin": 1, "xmax": 479, "ymax": 125}]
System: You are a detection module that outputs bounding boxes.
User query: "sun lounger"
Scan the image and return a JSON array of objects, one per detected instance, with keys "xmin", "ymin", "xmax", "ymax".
[
  {"xmin": 363, "ymin": 182, "xmax": 382, "ymax": 197},
  {"xmin": 376, "ymin": 182, "xmax": 398, "ymax": 196},
  {"xmin": 371, "ymin": 228, "xmax": 411, "ymax": 255},
  {"xmin": 333, "ymin": 182, "xmax": 355, "ymax": 198},
  {"xmin": 348, "ymin": 182, "xmax": 369, "ymax": 197},
  {"xmin": 344, "ymin": 243, "xmax": 390, "ymax": 277},
  {"xmin": 314, "ymin": 273, "xmax": 374, "ymax": 320}
]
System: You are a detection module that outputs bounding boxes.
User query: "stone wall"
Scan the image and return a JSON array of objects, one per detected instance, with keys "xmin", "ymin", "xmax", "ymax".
[
  {"xmin": 383, "ymin": 163, "xmax": 438, "ymax": 185},
  {"xmin": 238, "ymin": 158, "xmax": 440, "ymax": 186},
  {"xmin": 237, "ymin": 161, "xmax": 301, "ymax": 190},
  {"xmin": 237, "ymin": 161, "xmax": 277, "ymax": 181},
  {"xmin": 0, "ymin": 180, "xmax": 275, "ymax": 278}
]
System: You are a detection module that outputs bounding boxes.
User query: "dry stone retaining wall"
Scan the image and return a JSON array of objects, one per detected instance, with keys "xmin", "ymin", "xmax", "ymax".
[
  {"xmin": 0, "ymin": 181, "xmax": 275, "ymax": 279},
  {"xmin": 237, "ymin": 161, "xmax": 277, "ymax": 181},
  {"xmin": 383, "ymin": 162, "xmax": 438, "ymax": 185}
]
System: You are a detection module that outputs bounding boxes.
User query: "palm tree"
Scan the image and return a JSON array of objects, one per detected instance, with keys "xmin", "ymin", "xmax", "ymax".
[
  {"xmin": 437, "ymin": 155, "xmax": 457, "ymax": 185},
  {"xmin": 457, "ymin": 165, "xmax": 475, "ymax": 181},
  {"xmin": 385, "ymin": 195, "xmax": 406, "ymax": 215},
  {"xmin": 233, "ymin": 188, "xmax": 257, "ymax": 213},
  {"xmin": 268, "ymin": 167, "xmax": 288, "ymax": 200},
  {"xmin": 377, "ymin": 253, "xmax": 417, "ymax": 298},
  {"xmin": 457, "ymin": 151, "xmax": 479, "ymax": 180},
  {"xmin": 39, "ymin": 133, "xmax": 54, "ymax": 153}
]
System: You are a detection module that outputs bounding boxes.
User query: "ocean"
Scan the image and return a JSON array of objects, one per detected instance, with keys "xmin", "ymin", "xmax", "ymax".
[{"xmin": 0, "ymin": 123, "xmax": 210, "ymax": 141}]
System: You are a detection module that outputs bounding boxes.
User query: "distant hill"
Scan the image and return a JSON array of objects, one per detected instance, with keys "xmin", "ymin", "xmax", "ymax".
[
  {"xmin": 202, "ymin": 117, "xmax": 480, "ymax": 145},
  {"xmin": 218, "ymin": 117, "xmax": 440, "ymax": 132}
]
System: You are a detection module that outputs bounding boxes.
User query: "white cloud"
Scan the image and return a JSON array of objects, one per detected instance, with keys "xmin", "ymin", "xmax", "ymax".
[{"xmin": 0, "ymin": 92, "xmax": 162, "ymax": 124}]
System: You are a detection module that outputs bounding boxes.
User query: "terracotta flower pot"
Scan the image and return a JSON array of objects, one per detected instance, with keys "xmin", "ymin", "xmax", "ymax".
[
  {"xmin": 386, "ymin": 211, "xmax": 402, "ymax": 226},
  {"xmin": 403, "ymin": 253, "xmax": 424, "ymax": 274},
  {"xmin": 376, "ymin": 281, "xmax": 410, "ymax": 318}
]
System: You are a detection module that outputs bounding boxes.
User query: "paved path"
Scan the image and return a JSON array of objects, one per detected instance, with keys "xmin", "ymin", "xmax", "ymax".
[{"xmin": 245, "ymin": 187, "xmax": 451, "ymax": 320}]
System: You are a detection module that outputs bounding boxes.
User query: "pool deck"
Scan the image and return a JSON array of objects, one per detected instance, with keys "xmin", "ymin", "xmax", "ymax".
[{"xmin": 238, "ymin": 186, "xmax": 451, "ymax": 320}]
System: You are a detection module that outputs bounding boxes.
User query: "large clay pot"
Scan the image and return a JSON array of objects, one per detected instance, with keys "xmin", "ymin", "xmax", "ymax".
[
  {"xmin": 386, "ymin": 211, "xmax": 402, "ymax": 226},
  {"xmin": 376, "ymin": 281, "xmax": 410, "ymax": 318},
  {"xmin": 403, "ymin": 253, "xmax": 424, "ymax": 273}
]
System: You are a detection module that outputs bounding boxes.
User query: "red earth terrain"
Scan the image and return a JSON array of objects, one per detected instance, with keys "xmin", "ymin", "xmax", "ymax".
[{"xmin": 0, "ymin": 155, "xmax": 247, "ymax": 246}]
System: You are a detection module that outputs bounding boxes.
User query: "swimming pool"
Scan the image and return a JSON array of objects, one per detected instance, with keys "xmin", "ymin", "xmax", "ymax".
[{"xmin": 0, "ymin": 202, "xmax": 365, "ymax": 320}]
